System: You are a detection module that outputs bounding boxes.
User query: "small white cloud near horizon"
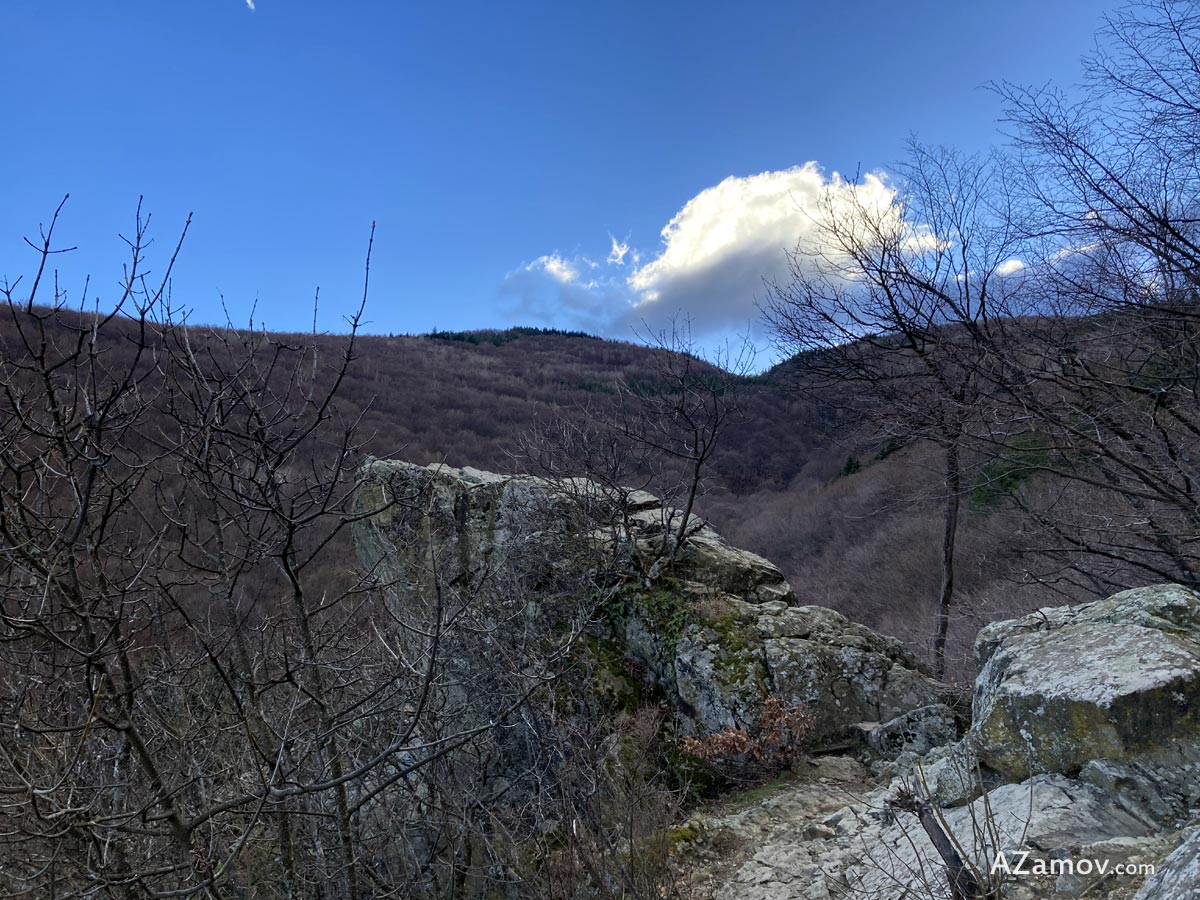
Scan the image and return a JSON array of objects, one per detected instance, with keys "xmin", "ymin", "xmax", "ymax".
[
  {"xmin": 500, "ymin": 162, "xmax": 902, "ymax": 343},
  {"xmin": 532, "ymin": 254, "xmax": 579, "ymax": 285}
]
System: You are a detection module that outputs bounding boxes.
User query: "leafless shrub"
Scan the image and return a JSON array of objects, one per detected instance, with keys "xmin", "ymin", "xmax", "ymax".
[
  {"xmin": 513, "ymin": 706, "xmax": 704, "ymax": 900},
  {"xmin": 679, "ymin": 697, "xmax": 815, "ymax": 786},
  {"xmin": 0, "ymin": 202, "xmax": 608, "ymax": 899}
]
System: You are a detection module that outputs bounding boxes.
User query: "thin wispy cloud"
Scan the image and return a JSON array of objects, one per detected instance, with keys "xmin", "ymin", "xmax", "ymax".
[
  {"xmin": 607, "ymin": 235, "xmax": 631, "ymax": 266},
  {"xmin": 245, "ymin": 0, "xmax": 256, "ymax": 11}
]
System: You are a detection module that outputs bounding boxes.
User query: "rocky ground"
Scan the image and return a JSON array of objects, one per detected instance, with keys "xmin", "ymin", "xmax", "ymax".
[
  {"xmin": 673, "ymin": 756, "xmax": 1186, "ymax": 900},
  {"xmin": 672, "ymin": 585, "xmax": 1200, "ymax": 900}
]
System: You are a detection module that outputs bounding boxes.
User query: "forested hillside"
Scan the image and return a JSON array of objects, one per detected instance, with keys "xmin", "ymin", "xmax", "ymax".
[
  {"xmin": 0, "ymin": 307, "xmax": 1089, "ymax": 681},
  {"xmin": 340, "ymin": 327, "xmax": 1071, "ymax": 680}
]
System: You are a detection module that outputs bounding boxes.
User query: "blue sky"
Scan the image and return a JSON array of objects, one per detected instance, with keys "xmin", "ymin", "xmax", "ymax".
[{"xmin": 4, "ymin": 1, "xmax": 1119, "ymax": 348}]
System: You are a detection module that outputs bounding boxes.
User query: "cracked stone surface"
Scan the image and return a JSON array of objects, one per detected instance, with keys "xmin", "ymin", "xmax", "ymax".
[
  {"xmin": 675, "ymin": 585, "xmax": 1200, "ymax": 900},
  {"xmin": 355, "ymin": 466, "xmax": 1200, "ymax": 899},
  {"xmin": 1132, "ymin": 825, "xmax": 1200, "ymax": 899}
]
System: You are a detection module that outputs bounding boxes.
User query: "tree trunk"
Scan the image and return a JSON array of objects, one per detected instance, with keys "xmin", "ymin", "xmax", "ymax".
[
  {"xmin": 669, "ymin": 455, "xmax": 704, "ymax": 567},
  {"xmin": 914, "ymin": 800, "xmax": 980, "ymax": 900},
  {"xmin": 933, "ymin": 442, "xmax": 961, "ymax": 681}
]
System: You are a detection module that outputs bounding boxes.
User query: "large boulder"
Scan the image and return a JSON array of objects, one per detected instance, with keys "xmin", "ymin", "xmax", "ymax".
[
  {"xmin": 354, "ymin": 460, "xmax": 795, "ymax": 608},
  {"xmin": 673, "ymin": 596, "xmax": 954, "ymax": 738},
  {"xmin": 971, "ymin": 584, "xmax": 1200, "ymax": 789},
  {"xmin": 354, "ymin": 459, "xmax": 948, "ymax": 741}
]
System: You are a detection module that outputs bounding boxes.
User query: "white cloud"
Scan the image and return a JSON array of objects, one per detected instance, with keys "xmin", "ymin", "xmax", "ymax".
[
  {"xmin": 996, "ymin": 258, "xmax": 1025, "ymax": 276},
  {"xmin": 500, "ymin": 259, "xmax": 625, "ymax": 335},
  {"xmin": 630, "ymin": 165, "xmax": 824, "ymax": 298},
  {"xmin": 607, "ymin": 235, "xmax": 630, "ymax": 266},
  {"xmin": 245, "ymin": 0, "xmax": 256, "ymax": 9},
  {"xmin": 500, "ymin": 162, "xmax": 902, "ymax": 342},
  {"xmin": 622, "ymin": 164, "xmax": 896, "ymax": 334},
  {"xmin": 532, "ymin": 254, "xmax": 579, "ymax": 284}
]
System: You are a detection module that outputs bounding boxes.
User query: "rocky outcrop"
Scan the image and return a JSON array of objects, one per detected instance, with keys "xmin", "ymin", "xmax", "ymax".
[
  {"xmin": 674, "ymin": 596, "xmax": 956, "ymax": 738},
  {"xmin": 353, "ymin": 459, "xmax": 949, "ymax": 741},
  {"xmin": 355, "ymin": 462, "xmax": 1200, "ymax": 898},
  {"xmin": 681, "ymin": 585, "xmax": 1200, "ymax": 900}
]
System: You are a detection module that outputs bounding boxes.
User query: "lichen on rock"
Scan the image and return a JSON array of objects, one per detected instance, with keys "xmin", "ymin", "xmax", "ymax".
[
  {"xmin": 680, "ymin": 583, "xmax": 1200, "ymax": 900},
  {"xmin": 971, "ymin": 584, "xmax": 1200, "ymax": 785}
]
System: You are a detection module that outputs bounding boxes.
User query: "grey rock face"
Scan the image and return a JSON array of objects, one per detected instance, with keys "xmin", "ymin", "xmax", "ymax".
[
  {"xmin": 706, "ymin": 771, "xmax": 1158, "ymax": 900},
  {"xmin": 354, "ymin": 459, "xmax": 1200, "ymax": 899},
  {"xmin": 354, "ymin": 459, "xmax": 945, "ymax": 740},
  {"xmin": 971, "ymin": 584, "xmax": 1200, "ymax": 786},
  {"xmin": 675, "ymin": 596, "xmax": 953, "ymax": 739},
  {"xmin": 675, "ymin": 529, "xmax": 797, "ymax": 605},
  {"xmin": 913, "ymin": 738, "xmax": 989, "ymax": 807},
  {"xmin": 1077, "ymin": 738, "xmax": 1200, "ymax": 829},
  {"xmin": 861, "ymin": 704, "xmax": 961, "ymax": 760},
  {"xmin": 1132, "ymin": 826, "xmax": 1200, "ymax": 900},
  {"xmin": 354, "ymin": 459, "xmax": 796, "ymax": 609}
]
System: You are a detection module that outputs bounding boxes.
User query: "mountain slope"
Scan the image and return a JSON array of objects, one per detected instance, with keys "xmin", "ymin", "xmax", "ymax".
[{"xmin": 0, "ymin": 312, "xmax": 1090, "ymax": 680}]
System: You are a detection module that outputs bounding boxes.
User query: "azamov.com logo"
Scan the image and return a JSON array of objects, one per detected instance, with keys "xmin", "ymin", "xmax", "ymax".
[{"xmin": 991, "ymin": 850, "xmax": 1155, "ymax": 879}]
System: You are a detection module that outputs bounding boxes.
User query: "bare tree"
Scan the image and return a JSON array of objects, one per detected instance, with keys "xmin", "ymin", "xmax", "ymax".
[
  {"xmin": 762, "ymin": 144, "xmax": 1028, "ymax": 679},
  {"xmin": 517, "ymin": 319, "xmax": 752, "ymax": 582},
  {"xmin": 0, "ymin": 202, "xmax": 605, "ymax": 899},
  {"xmin": 990, "ymin": 0, "xmax": 1200, "ymax": 585},
  {"xmin": 623, "ymin": 322, "xmax": 754, "ymax": 568}
]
